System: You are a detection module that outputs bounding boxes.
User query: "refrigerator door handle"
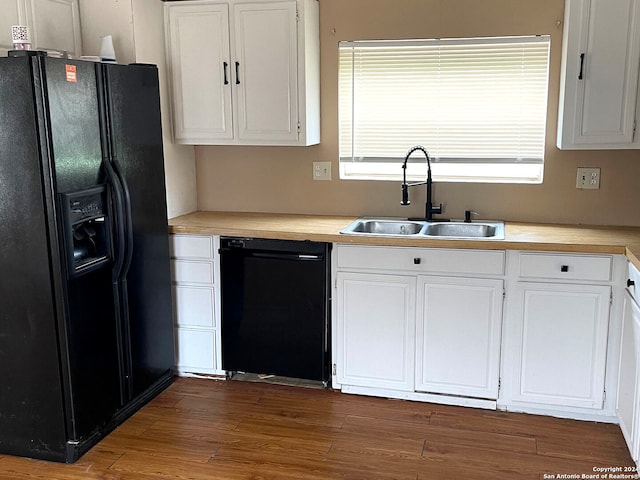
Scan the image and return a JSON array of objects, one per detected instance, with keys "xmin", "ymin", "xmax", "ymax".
[
  {"xmin": 111, "ymin": 156, "xmax": 134, "ymax": 278},
  {"xmin": 110, "ymin": 155, "xmax": 135, "ymax": 398},
  {"xmin": 103, "ymin": 158, "xmax": 127, "ymax": 282}
]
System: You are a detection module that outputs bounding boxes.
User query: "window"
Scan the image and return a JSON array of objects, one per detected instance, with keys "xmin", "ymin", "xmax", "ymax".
[{"xmin": 338, "ymin": 36, "xmax": 551, "ymax": 183}]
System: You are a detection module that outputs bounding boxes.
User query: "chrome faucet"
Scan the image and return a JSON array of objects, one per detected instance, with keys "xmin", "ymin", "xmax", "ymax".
[{"xmin": 401, "ymin": 146, "xmax": 442, "ymax": 221}]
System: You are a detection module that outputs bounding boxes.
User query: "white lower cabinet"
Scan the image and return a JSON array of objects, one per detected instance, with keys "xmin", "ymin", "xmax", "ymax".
[
  {"xmin": 500, "ymin": 251, "xmax": 623, "ymax": 420},
  {"xmin": 169, "ymin": 234, "xmax": 223, "ymax": 377},
  {"xmin": 617, "ymin": 290, "xmax": 639, "ymax": 461},
  {"xmin": 510, "ymin": 282, "xmax": 611, "ymax": 409},
  {"xmin": 333, "ymin": 244, "xmax": 505, "ymax": 407},
  {"xmin": 335, "ymin": 272, "xmax": 416, "ymax": 391},
  {"xmin": 335, "ymin": 245, "xmax": 628, "ymax": 420},
  {"xmin": 617, "ymin": 262, "xmax": 640, "ymax": 465},
  {"xmin": 415, "ymin": 276, "xmax": 503, "ymax": 399}
]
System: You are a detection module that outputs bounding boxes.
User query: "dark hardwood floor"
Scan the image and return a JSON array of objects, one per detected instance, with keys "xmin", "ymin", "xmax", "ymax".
[{"xmin": 0, "ymin": 377, "xmax": 634, "ymax": 479}]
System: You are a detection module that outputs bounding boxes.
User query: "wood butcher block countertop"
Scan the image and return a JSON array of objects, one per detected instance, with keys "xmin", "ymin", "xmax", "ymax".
[{"xmin": 168, "ymin": 211, "xmax": 640, "ymax": 270}]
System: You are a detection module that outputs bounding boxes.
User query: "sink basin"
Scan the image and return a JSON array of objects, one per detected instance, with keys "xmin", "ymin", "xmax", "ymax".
[
  {"xmin": 423, "ymin": 222, "xmax": 504, "ymax": 239},
  {"xmin": 340, "ymin": 218, "xmax": 425, "ymax": 236},
  {"xmin": 340, "ymin": 218, "xmax": 505, "ymax": 239}
]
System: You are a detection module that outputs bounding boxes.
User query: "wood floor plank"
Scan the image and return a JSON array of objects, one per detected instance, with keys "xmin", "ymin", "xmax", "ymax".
[
  {"xmin": 422, "ymin": 440, "xmax": 629, "ymax": 478},
  {"xmin": 109, "ymin": 451, "xmax": 220, "ymax": 479},
  {"xmin": 0, "ymin": 456, "xmax": 114, "ymax": 480},
  {"xmin": 328, "ymin": 436, "xmax": 425, "ymax": 460},
  {"xmin": 215, "ymin": 446, "xmax": 420, "ymax": 480},
  {"xmin": 232, "ymin": 416, "xmax": 343, "ymax": 443},
  {"xmin": 258, "ymin": 390, "xmax": 434, "ymax": 425},
  {"xmin": 99, "ymin": 432, "xmax": 217, "ymax": 463},
  {"xmin": 536, "ymin": 429, "xmax": 633, "ymax": 464},
  {"xmin": 422, "ymin": 424, "xmax": 538, "ymax": 454}
]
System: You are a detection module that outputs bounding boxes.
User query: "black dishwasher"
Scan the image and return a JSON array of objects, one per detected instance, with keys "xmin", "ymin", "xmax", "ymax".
[{"xmin": 219, "ymin": 237, "xmax": 331, "ymax": 384}]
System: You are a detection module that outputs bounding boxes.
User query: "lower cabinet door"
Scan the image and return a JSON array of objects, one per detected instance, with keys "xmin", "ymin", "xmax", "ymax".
[
  {"xmin": 512, "ymin": 282, "xmax": 611, "ymax": 409},
  {"xmin": 336, "ymin": 272, "xmax": 416, "ymax": 391},
  {"xmin": 174, "ymin": 328, "xmax": 218, "ymax": 374},
  {"xmin": 618, "ymin": 291, "xmax": 640, "ymax": 461},
  {"xmin": 415, "ymin": 276, "xmax": 503, "ymax": 399}
]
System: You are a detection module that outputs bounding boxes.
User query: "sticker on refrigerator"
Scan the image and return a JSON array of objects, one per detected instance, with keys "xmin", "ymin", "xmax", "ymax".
[{"xmin": 65, "ymin": 64, "xmax": 77, "ymax": 83}]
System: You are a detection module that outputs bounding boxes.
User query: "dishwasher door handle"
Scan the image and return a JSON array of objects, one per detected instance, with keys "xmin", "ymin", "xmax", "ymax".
[
  {"xmin": 219, "ymin": 248, "xmax": 323, "ymax": 261},
  {"xmin": 251, "ymin": 252, "xmax": 323, "ymax": 261}
]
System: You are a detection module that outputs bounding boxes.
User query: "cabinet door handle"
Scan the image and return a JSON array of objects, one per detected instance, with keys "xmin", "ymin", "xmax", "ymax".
[
  {"xmin": 578, "ymin": 53, "xmax": 585, "ymax": 80},
  {"xmin": 223, "ymin": 61, "xmax": 229, "ymax": 85},
  {"xmin": 235, "ymin": 61, "xmax": 240, "ymax": 85},
  {"xmin": 413, "ymin": 258, "xmax": 421, "ymax": 265},
  {"xmin": 628, "ymin": 279, "xmax": 635, "ymax": 287},
  {"xmin": 561, "ymin": 265, "xmax": 569, "ymax": 272}
]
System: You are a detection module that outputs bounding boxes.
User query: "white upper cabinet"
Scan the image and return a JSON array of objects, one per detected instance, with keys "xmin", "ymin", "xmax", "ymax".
[
  {"xmin": 233, "ymin": 2, "xmax": 298, "ymax": 142},
  {"xmin": 0, "ymin": 0, "xmax": 81, "ymax": 57},
  {"xmin": 0, "ymin": 0, "xmax": 24, "ymax": 53},
  {"xmin": 557, "ymin": 0, "xmax": 640, "ymax": 149},
  {"xmin": 166, "ymin": 3, "xmax": 233, "ymax": 142},
  {"xmin": 164, "ymin": 0, "xmax": 320, "ymax": 146},
  {"xmin": 28, "ymin": 0, "xmax": 82, "ymax": 56}
]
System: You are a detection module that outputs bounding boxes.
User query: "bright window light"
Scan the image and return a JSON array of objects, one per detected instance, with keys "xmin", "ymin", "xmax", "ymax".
[{"xmin": 338, "ymin": 36, "xmax": 551, "ymax": 183}]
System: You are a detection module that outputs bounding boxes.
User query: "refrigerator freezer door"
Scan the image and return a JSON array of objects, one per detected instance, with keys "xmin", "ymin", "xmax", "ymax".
[{"xmin": 101, "ymin": 63, "xmax": 174, "ymax": 400}]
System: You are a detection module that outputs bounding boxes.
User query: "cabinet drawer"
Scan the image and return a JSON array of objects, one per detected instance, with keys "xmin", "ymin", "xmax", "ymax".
[
  {"xmin": 337, "ymin": 245, "xmax": 505, "ymax": 276},
  {"xmin": 169, "ymin": 235, "xmax": 214, "ymax": 259},
  {"xmin": 171, "ymin": 260, "xmax": 214, "ymax": 284},
  {"xmin": 519, "ymin": 253, "xmax": 612, "ymax": 281},
  {"xmin": 174, "ymin": 328, "xmax": 217, "ymax": 371},
  {"xmin": 173, "ymin": 286, "xmax": 216, "ymax": 328}
]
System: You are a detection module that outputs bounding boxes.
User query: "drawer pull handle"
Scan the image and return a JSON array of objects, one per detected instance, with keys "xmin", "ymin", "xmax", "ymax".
[
  {"xmin": 560, "ymin": 265, "xmax": 569, "ymax": 272},
  {"xmin": 628, "ymin": 279, "xmax": 635, "ymax": 287},
  {"xmin": 414, "ymin": 258, "xmax": 421, "ymax": 265}
]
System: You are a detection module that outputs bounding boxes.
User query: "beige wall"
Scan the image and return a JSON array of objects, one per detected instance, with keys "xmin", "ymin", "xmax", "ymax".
[
  {"xmin": 195, "ymin": 0, "xmax": 640, "ymax": 226},
  {"xmin": 78, "ymin": 0, "xmax": 197, "ymax": 218}
]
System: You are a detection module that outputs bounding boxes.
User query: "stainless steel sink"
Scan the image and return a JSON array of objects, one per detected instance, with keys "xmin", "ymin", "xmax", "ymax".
[
  {"xmin": 340, "ymin": 218, "xmax": 505, "ymax": 239},
  {"xmin": 341, "ymin": 218, "xmax": 425, "ymax": 236},
  {"xmin": 423, "ymin": 222, "xmax": 504, "ymax": 239}
]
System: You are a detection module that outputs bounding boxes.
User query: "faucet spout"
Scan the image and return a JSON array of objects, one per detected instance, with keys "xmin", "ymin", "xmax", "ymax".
[{"xmin": 400, "ymin": 146, "xmax": 442, "ymax": 221}]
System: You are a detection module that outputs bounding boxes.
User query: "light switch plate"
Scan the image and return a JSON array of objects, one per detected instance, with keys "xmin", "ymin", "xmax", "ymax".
[
  {"xmin": 313, "ymin": 161, "xmax": 332, "ymax": 181},
  {"xmin": 576, "ymin": 167, "xmax": 600, "ymax": 189}
]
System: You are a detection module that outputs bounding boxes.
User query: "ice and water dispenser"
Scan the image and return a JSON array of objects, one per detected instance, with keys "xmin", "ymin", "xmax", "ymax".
[{"xmin": 60, "ymin": 186, "xmax": 112, "ymax": 277}]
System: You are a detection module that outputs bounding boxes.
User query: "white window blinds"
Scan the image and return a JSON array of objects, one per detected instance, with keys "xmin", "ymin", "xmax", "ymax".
[{"xmin": 338, "ymin": 36, "xmax": 551, "ymax": 183}]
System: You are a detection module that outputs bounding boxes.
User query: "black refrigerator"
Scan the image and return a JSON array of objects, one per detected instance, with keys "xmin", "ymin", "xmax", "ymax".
[{"xmin": 0, "ymin": 52, "xmax": 175, "ymax": 463}]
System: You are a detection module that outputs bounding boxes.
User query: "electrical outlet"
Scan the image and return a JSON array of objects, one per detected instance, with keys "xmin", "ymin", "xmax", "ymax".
[
  {"xmin": 313, "ymin": 161, "xmax": 332, "ymax": 181},
  {"xmin": 576, "ymin": 167, "xmax": 600, "ymax": 189}
]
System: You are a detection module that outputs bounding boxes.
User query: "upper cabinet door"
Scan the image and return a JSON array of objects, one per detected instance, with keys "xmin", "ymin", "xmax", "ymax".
[
  {"xmin": 165, "ymin": 3, "xmax": 233, "ymax": 143},
  {"xmin": 557, "ymin": 0, "xmax": 640, "ymax": 149},
  {"xmin": 0, "ymin": 0, "xmax": 26, "ymax": 54},
  {"xmin": 232, "ymin": 1, "xmax": 298, "ymax": 143},
  {"xmin": 27, "ymin": 0, "xmax": 82, "ymax": 57},
  {"xmin": 0, "ymin": 0, "xmax": 81, "ymax": 57}
]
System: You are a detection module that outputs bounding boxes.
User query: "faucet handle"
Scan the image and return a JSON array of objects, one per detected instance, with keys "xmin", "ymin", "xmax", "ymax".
[
  {"xmin": 464, "ymin": 210, "xmax": 479, "ymax": 223},
  {"xmin": 401, "ymin": 184, "xmax": 411, "ymax": 205}
]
